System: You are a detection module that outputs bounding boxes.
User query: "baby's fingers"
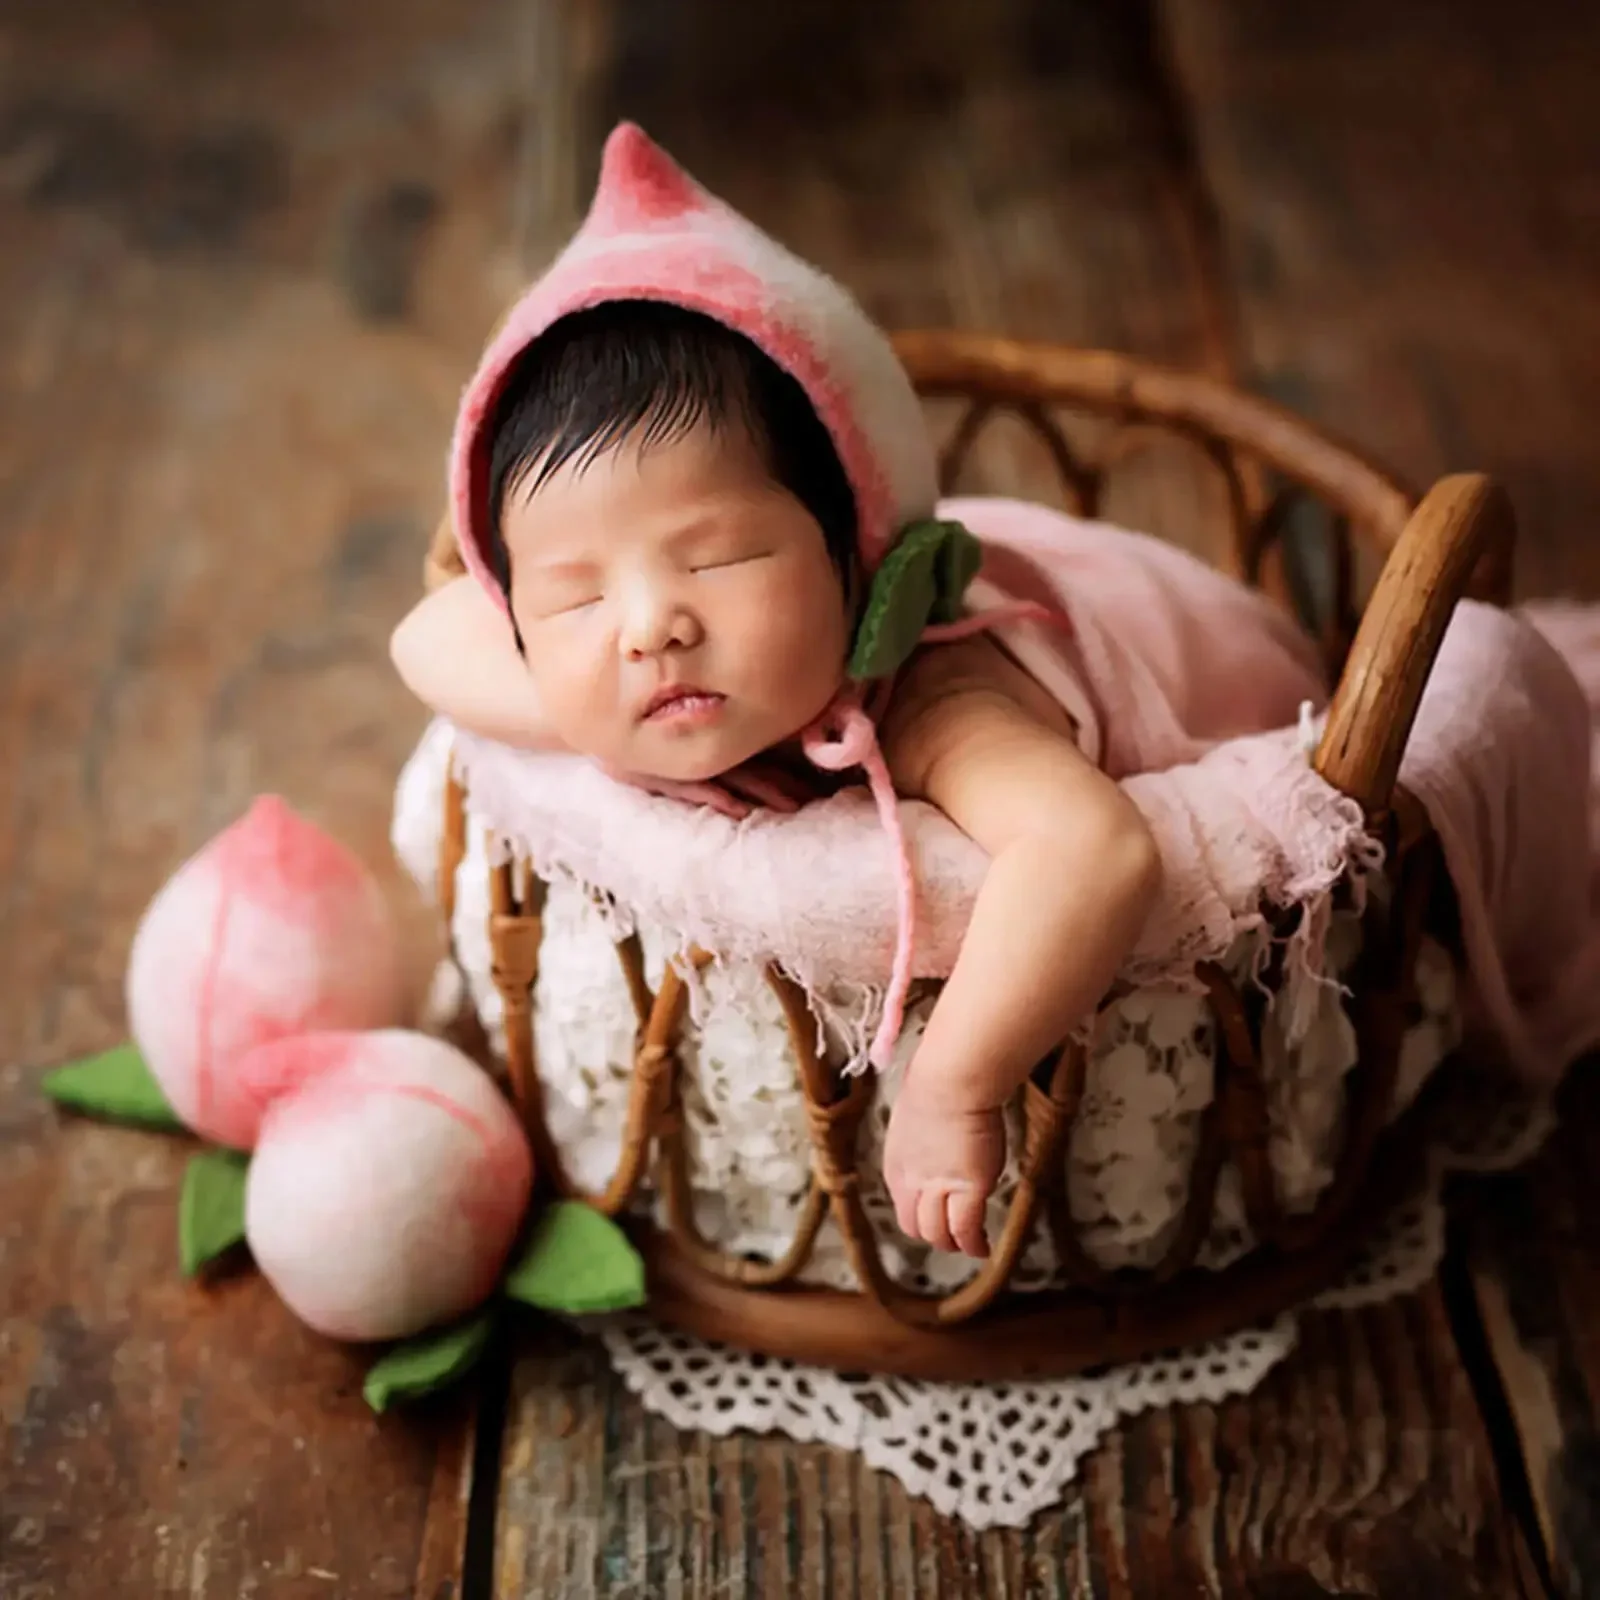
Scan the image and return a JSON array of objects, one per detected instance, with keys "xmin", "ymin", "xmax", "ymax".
[
  {"xmin": 665, "ymin": 777, "xmax": 754, "ymax": 819},
  {"xmin": 890, "ymin": 1176, "xmax": 920, "ymax": 1243},
  {"xmin": 947, "ymin": 1190, "xmax": 990, "ymax": 1259},
  {"xmin": 721, "ymin": 765, "xmax": 804, "ymax": 813},
  {"xmin": 601, "ymin": 766, "xmax": 754, "ymax": 819},
  {"xmin": 916, "ymin": 1188, "xmax": 959, "ymax": 1255},
  {"xmin": 700, "ymin": 784, "xmax": 755, "ymax": 820}
]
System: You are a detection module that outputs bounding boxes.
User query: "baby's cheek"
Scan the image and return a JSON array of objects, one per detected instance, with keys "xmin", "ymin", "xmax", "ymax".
[
  {"xmin": 531, "ymin": 652, "xmax": 623, "ymax": 759},
  {"xmin": 733, "ymin": 572, "xmax": 848, "ymax": 713}
]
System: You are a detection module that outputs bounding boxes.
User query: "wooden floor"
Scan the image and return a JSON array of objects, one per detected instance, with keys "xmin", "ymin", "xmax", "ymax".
[{"xmin": 3, "ymin": 0, "xmax": 1599, "ymax": 1594}]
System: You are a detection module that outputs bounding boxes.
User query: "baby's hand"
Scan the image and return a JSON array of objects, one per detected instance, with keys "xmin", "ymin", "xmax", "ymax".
[
  {"xmin": 883, "ymin": 1075, "xmax": 1006, "ymax": 1258},
  {"xmin": 602, "ymin": 759, "xmax": 812, "ymax": 820}
]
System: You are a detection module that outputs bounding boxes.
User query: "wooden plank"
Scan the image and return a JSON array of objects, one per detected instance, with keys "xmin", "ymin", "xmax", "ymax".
[
  {"xmin": 0, "ymin": 0, "xmax": 563, "ymax": 1593},
  {"xmin": 1161, "ymin": 0, "xmax": 1600, "ymax": 597},
  {"xmin": 1088, "ymin": 1296, "xmax": 1536, "ymax": 1598},
  {"xmin": 1455, "ymin": 1067, "xmax": 1600, "ymax": 1600}
]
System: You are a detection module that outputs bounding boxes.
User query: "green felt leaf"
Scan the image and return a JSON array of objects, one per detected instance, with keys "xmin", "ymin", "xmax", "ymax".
[
  {"xmin": 178, "ymin": 1149, "xmax": 251, "ymax": 1277},
  {"xmin": 929, "ymin": 520, "xmax": 984, "ymax": 625},
  {"xmin": 363, "ymin": 1310, "xmax": 495, "ymax": 1414},
  {"xmin": 41, "ymin": 1042, "xmax": 184, "ymax": 1131},
  {"xmin": 502, "ymin": 1200, "xmax": 647, "ymax": 1315},
  {"xmin": 847, "ymin": 518, "xmax": 984, "ymax": 681}
]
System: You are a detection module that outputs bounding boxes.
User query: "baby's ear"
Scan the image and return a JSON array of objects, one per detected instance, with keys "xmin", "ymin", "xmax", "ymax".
[
  {"xmin": 424, "ymin": 505, "xmax": 467, "ymax": 591},
  {"xmin": 390, "ymin": 579, "xmax": 556, "ymax": 750}
]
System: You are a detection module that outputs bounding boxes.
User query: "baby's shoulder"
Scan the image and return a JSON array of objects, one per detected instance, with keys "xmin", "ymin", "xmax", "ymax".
[{"xmin": 880, "ymin": 635, "xmax": 1079, "ymax": 793}]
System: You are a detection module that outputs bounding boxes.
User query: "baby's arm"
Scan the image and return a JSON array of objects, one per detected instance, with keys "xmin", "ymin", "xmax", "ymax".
[
  {"xmin": 881, "ymin": 639, "xmax": 1163, "ymax": 1258},
  {"xmin": 390, "ymin": 577, "xmax": 563, "ymax": 750}
]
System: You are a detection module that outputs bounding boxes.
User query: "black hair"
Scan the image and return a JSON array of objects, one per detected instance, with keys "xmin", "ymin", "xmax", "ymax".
[{"xmin": 483, "ymin": 300, "xmax": 858, "ymax": 621}]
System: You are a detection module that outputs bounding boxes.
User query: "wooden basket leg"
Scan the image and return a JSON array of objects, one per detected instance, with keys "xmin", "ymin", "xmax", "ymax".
[{"xmin": 488, "ymin": 856, "xmax": 568, "ymax": 1195}]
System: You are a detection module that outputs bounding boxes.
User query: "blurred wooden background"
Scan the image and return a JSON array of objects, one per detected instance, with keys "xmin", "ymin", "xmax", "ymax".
[{"xmin": 3, "ymin": 0, "xmax": 1599, "ymax": 1595}]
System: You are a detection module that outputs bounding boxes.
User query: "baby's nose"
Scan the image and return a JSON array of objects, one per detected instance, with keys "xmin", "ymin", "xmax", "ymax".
[{"xmin": 619, "ymin": 587, "xmax": 699, "ymax": 659}]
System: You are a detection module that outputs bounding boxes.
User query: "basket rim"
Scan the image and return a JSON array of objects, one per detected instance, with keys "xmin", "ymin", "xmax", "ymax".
[{"xmin": 890, "ymin": 327, "xmax": 1417, "ymax": 548}]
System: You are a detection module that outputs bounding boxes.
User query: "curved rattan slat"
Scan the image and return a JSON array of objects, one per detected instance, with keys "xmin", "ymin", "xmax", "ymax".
[
  {"xmin": 1200, "ymin": 963, "xmax": 1284, "ymax": 1243},
  {"xmin": 572, "ymin": 952, "xmax": 702, "ymax": 1217},
  {"xmin": 891, "ymin": 330, "xmax": 1417, "ymax": 553},
  {"xmin": 439, "ymin": 767, "xmax": 467, "ymax": 929},
  {"xmin": 614, "ymin": 933, "xmax": 655, "ymax": 1031},
  {"xmin": 937, "ymin": 399, "xmax": 996, "ymax": 494},
  {"xmin": 1266, "ymin": 837, "xmax": 1437, "ymax": 1256},
  {"xmin": 487, "ymin": 857, "xmax": 567, "ymax": 1194},
  {"xmin": 658, "ymin": 1154, "xmax": 833, "ymax": 1287},
  {"xmin": 653, "ymin": 966, "xmax": 838, "ymax": 1284},
  {"xmin": 1013, "ymin": 400, "xmax": 1103, "ymax": 516}
]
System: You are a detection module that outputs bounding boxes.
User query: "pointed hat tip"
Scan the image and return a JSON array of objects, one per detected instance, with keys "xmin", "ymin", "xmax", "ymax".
[{"xmin": 592, "ymin": 121, "xmax": 704, "ymax": 227}]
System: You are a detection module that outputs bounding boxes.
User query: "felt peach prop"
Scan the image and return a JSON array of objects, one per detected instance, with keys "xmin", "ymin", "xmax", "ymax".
[
  {"xmin": 126, "ymin": 796, "xmax": 406, "ymax": 1149},
  {"xmin": 241, "ymin": 1029, "xmax": 534, "ymax": 1342}
]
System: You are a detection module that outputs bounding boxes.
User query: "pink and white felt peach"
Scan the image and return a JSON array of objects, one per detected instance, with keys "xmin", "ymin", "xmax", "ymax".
[
  {"xmin": 243, "ymin": 1029, "xmax": 533, "ymax": 1342},
  {"xmin": 126, "ymin": 796, "xmax": 406, "ymax": 1148}
]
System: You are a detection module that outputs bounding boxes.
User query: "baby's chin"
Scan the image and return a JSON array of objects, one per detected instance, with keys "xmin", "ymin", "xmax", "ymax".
[{"xmin": 602, "ymin": 722, "xmax": 789, "ymax": 784}]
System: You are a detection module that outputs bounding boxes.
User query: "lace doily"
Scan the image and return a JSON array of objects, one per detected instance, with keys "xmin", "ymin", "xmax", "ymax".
[{"xmin": 597, "ymin": 1075, "xmax": 1553, "ymax": 1531}]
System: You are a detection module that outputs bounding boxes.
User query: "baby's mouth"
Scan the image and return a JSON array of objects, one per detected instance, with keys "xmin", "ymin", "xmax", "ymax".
[{"xmin": 642, "ymin": 685, "xmax": 727, "ymax": 726}]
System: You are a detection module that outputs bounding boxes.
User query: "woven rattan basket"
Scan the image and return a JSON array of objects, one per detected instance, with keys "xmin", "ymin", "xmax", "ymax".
[{"xmin": 422, "ymin": 330, "xmax": 1514, "ymax": 1381}]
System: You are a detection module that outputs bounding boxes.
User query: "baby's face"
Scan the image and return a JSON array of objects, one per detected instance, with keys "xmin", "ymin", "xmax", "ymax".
[{"xmin": 502, "ymin": 419, "xmax": 851, "ymax": 781}]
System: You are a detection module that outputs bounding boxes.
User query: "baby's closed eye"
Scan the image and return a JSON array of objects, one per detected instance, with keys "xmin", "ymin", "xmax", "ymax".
[
  {"xmin": 687, "ymin": 547, "xmax": 774, "ymax": 573},
  {"xmin": 528, "ymin": 589, "xmax": 604, "ymax": 618},
  {"xmin": 523, "ymin": 558, "xmax": 605, "ymax": 617}
]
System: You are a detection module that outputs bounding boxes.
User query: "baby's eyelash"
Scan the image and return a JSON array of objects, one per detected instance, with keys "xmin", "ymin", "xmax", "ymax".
[{"xmin": 690, "ymin": 551, "xmax": 772, "ymax": 573}]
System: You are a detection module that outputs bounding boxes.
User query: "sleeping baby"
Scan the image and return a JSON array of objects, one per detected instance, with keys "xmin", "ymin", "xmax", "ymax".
[{"xmin": 391, "ymin": 123, "xmax": 1327, "ymax": 1260}]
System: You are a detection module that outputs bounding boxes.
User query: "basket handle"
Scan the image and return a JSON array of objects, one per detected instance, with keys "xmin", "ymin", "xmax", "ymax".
[{"xmin": 1314, "ymin": 472, "xmax": 1515, "ymax": 816}]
